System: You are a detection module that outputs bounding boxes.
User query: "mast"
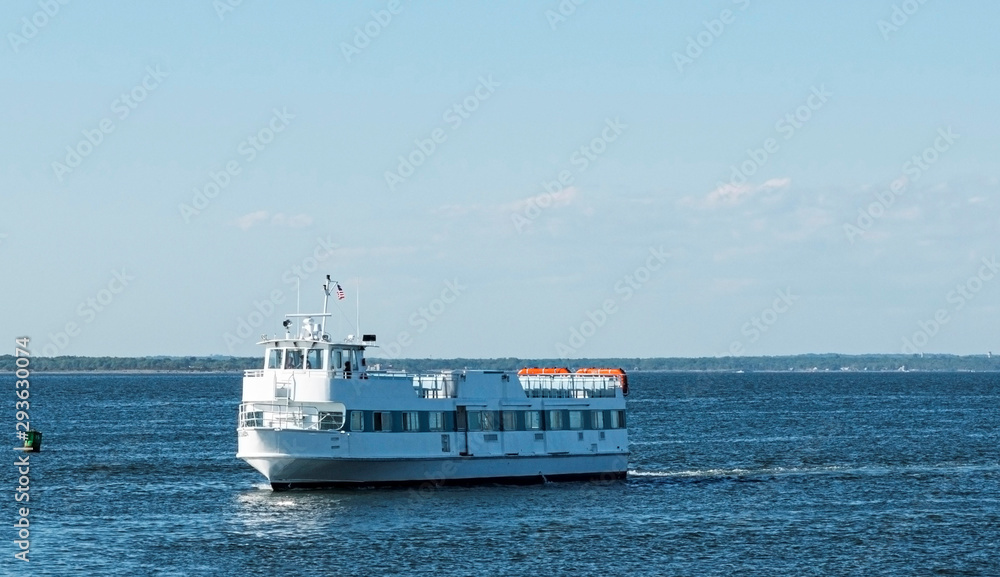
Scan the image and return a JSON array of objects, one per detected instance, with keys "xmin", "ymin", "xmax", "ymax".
[{"xmin": 321, "ymin": 275, "xmax": 332, "ymax": 335}]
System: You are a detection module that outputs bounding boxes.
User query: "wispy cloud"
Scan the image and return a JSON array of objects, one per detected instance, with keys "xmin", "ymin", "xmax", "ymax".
[
  {"xmin": 682, "ymin": 178, "xmax": 791, "ymax": 209},
  {"xmin": 503, "ymin": 186, "xmax": 579, "ymax": 212},
  {"xmin": 235, "ymin": 211, "xmax": 313, "ymax": 230},
  {"xmin": 431, "ymin": 186, "xmax": 581, "ymax": 218}
]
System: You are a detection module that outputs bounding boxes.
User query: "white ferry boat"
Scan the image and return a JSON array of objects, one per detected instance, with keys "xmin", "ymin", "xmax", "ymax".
[{"xmin": 236, "ymin": 278, "xmax": 630, "ymax": 489}]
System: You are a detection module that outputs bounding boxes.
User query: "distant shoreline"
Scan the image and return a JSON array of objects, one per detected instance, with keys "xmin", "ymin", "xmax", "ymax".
[{"xmin": 3, "ymin": 354, "xmax": 999, "ymax": 375}]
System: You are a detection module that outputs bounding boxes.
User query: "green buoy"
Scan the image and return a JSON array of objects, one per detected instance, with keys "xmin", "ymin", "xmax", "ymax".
[{"xmin": 23, "ymin": 430, "xmax": 42, "ymax": 452}]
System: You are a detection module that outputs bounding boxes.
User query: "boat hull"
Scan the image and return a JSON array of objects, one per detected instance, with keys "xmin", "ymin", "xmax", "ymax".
[
  {"xmin": 239, "ymin": 429, "xmax": 628, "ymax": 488},
  {"xmin": 247, "ymin": 454, "xmax": 629, "ymax": 489}
]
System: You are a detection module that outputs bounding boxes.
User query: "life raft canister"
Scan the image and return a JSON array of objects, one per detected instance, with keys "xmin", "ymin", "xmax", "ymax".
[{"xmin": 517, "ymin": 367, "xmax": 570, "ymax": 375}]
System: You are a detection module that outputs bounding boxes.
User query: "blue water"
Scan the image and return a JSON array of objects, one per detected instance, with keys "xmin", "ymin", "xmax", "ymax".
[{"xmin": 4, "ymin": 371, "xmax": 999, "ymax": 576}]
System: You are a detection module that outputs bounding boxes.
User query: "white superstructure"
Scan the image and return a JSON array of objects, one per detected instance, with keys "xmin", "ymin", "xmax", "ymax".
[{"xmin": 236, "ymin": 278, "xmax": 629, "ymax": 489}]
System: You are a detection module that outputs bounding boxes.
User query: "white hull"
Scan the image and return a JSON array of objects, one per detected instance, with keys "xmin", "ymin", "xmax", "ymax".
[
  {"xmin": 239, "ymin": 428, "xmax": 628, "ymax": 488},
  {"xmin": 243, "ymin": 453, "xmax": 628, "ymax": 488}
]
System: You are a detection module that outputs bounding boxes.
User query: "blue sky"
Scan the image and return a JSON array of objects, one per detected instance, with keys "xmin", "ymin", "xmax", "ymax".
[{"xmin": 2, "ymin": 0, "xmax": 999, "ymax": 359}]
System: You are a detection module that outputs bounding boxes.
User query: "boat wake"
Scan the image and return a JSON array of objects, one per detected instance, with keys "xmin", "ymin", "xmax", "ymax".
[{"xmin": 628, "ymin": 462, "xmax": 1000, "ymax": 481}]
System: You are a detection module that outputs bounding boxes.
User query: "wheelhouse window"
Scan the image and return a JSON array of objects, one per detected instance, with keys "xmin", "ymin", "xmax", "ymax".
[
  {"xmin": 501, "ymin": 411, "xmax": 516, "ymax": 431},
  {"xmin": 526, "ymin": 411, "xmax": 541, "ymax": 430},
  {"xmin": 592, "ymin": 410, "xmax": 604, "ymax": 429},
  {"xmin": 306, "ymin": 349, "xmax": 324, "ymax": 370},
  {"xmin": 402, "ymin": 412, "xmax": 419, "ymax": 432},
  {"xmin": 428, "ymin": 412, "xmax": 444, "ymax": 431},
  {"xmin": 350, "ymin": 411, "xmax": 364, "ymax": 432},
  {"xmin": 266, "ymin": 349, "xmax": 282, "ymax": 369},
  {"xmin": 610, "ymin": 410, "xmax": 620, "ymax": 429},
  {"xmin": 284, "ymin": 349, "xmax": 304, "ymax": 369},
  {"xmin": 467, "ymin": 411, "xmax": 482, "ymax": 432},
  {"xmin": 569, "ymin": 411, "xmax": 583, "ymax": 430},
  {"xmin": 548, "ymin": 410, "xmax": 564, "ymax": 430}
]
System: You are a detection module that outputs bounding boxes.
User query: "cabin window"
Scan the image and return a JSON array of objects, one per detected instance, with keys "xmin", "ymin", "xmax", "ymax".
[
  {"xmin": 333, "ymin": 350, "xmax": 343, "ymax": 369},
  {"xmin": 501, "ymin": 411, "xmax": 516, "ymax": 431},
  {"xmin": 266, "ymin": 349, "xmax": 282, "ymax": 369},
  {"xmin": 306, "ymin": 349, "xmax": 324, "ymax": 370},
  {"xmin": 592, "ymin": 410, "xmax": 604, "ymax": 429},
  {"xmin": 569, "ymin": 411, "xmax": 583, "ymax": 430},
  {"xmin": 526, "ymin": 411, "xmax": 541, "ymax": 430},
  {"xmin": 467, "ymin": 411, "xmax": 482, "ymax": 432},
  {"xmin": 616, "ymin": 410, "xmax": 626, "ymax": 428},
  {"xmin": 481, "ymin": 411, "xmax": 497, "ymax": 432},
  {"xmin": 284, "ymin": 349, "xmax": 304, "ymax": 369},
  {"xmin": 373, "ymin": 411, "xmax": 392, "ymax": 432},
  {"xmin": 402, "ymin": 412, "xmax": 419, "ymax": 432},
  {"xmin": 428, "ymin": 412, "xmax": 444, "ymax": 431},
  {"xmin": 610, "ymin": 410, "xmax": 620, "ymax": 429},
  {"xmin": 350, "ymin": 411, "xmax": 364, "ymax": 431},
  {"xmin": 318, "ymin": 411, "xmax": 344, "ymax": 431},
  {"xmin": 548, "ymin": 410, "xmax": 564, "ymax": 430}
]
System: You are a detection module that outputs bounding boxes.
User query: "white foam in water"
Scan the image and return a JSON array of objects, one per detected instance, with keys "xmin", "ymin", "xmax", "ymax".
[{"xmin": 628, "ymin": 465, "xmax": 858, "ymax": 478}]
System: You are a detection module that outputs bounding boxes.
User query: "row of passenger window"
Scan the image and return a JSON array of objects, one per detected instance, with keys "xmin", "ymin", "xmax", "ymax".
[{"xmin": 347, "ymin": 409, "xmax": 626, "ymax": 433}]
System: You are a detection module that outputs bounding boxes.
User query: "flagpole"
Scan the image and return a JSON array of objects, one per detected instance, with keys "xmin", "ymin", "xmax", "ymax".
[{"xmin": 356, "ymin": 277, "xmax": 360, "ymax": 338}]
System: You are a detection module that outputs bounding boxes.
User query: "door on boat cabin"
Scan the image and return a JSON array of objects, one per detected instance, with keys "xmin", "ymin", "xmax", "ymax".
[{"xmin": 456, "ymin": 406, "xmax": 469, "ymax": 455}]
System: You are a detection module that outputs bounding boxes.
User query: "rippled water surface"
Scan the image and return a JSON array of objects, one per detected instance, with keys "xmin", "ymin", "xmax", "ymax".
[{"xmin": 5, "ymin": 371, "xmax": 1000, "ymax": 576}]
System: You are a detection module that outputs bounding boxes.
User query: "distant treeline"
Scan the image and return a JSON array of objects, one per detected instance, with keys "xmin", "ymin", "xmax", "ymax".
[{"xmin": 2, "ymin": 353, "xmax": 1000, "ymax": 372}]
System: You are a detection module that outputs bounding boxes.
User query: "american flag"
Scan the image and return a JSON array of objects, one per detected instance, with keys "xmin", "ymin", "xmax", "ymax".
[{"xmin": 335, "ymin": 283, "xmax": 345, "ymax": 300}]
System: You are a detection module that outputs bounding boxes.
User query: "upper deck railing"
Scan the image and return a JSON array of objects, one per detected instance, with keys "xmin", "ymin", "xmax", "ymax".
[
  {"xmin": 518, "ymin": 374, "xmax": 621, "ymax": 398},
  {"xmin": 242, "ymin": 369, "xmax": 623, "ymax": 399}
]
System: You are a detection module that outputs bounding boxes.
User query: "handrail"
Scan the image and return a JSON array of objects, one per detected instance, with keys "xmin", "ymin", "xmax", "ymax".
[
  {"xmin": 238, "ymin": 402, "xmax": 330, "ymax": 431},
  {"xmin": 516, "ymin": 374, "xmax": 622, "ymax": 398}
]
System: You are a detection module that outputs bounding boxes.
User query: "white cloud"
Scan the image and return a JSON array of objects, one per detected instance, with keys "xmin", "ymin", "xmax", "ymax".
[
  {"xmin": 430, "ymin": 186, "xmax": 581, "ymax": 220},
  {"xmin": 270, "ymin": 213, "xmax": 313, "ymax": 228},
  {"xmin": 502, "ymin": 186, "xmax": 579, "ymax": 213},
  {"xmin": 235, "ymin": 211, "xmax": 313, "ymax": 230},
  {"xmin": 235, "ymin": 210, "xmax": 269, "ymax": 230},
  {"xmin": 682, "ymin": 178, "xmax": 791, "ymax": 209}
]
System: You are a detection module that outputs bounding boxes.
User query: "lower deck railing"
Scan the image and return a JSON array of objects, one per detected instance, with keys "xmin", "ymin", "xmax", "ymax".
[{"xmin": 239, "ymin": 402, "xmax": 344, "ymax": 431}]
